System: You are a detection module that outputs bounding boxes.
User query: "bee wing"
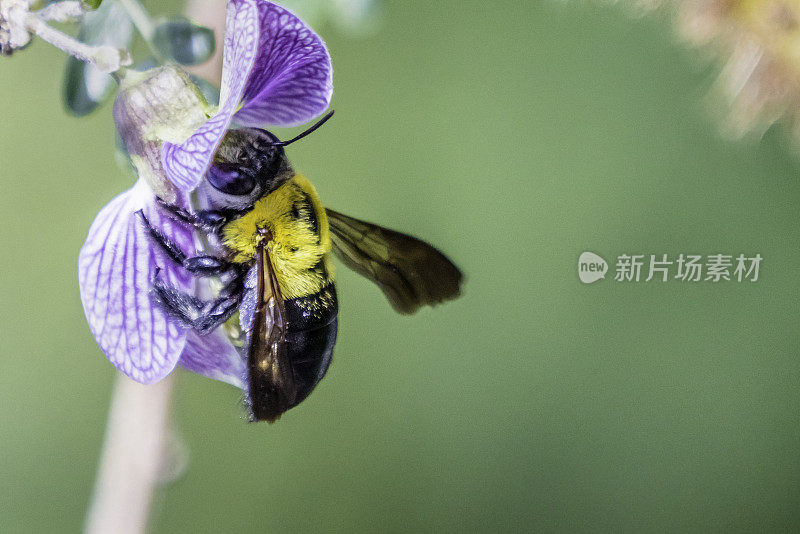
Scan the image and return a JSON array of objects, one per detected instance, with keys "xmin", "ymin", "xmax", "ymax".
[
  {"xmin": 247, "ymin": 242, "xmax": 297, "ymax": 422},
  {"xmin": 326, "ymin": 209, "xmax": 463, "ymax": 314}
]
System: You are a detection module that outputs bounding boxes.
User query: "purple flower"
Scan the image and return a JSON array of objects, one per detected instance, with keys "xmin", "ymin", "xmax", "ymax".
[
  {"xmin": 79, "ymin": 0, "xmax": 332, "ymax": 388},
  {"xmin": 162, "ymin": 0, "xmax": 332, "ymax": 192}
]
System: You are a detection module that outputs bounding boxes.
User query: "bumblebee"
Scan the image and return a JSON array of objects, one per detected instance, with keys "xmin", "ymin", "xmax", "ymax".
[{"xmin": 137, "ymin": 112, "xmax": 462, "ymax": 422}]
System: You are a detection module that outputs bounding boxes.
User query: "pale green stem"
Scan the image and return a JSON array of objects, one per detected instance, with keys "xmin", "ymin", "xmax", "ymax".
[
  {"xmin": 84, "ymin": 374, "xmax": 174, "ymax": 534},
  {"xmin": 19, "ymin": 11, "xmax": 130, "ymax": 72},
  {"xmin": 116, "ymin": 0, "xmax": 154, "ymax": 39},
  {"xmin": 116, "ymin": 0, "xmax": 163, "ymax": 61}
]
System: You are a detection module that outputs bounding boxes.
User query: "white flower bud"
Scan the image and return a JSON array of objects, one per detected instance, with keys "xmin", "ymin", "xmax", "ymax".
[
  {"xmin": 0, "ymin": 0, "xmax": 32, "ymax": 54},
  {"xmin": 113, "ymin": 66, "xmax": 211, "ymax": 204}
]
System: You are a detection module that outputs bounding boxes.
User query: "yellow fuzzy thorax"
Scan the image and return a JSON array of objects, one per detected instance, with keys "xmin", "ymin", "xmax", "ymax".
[{"xmin": 222, "ymin": 175, "xmax": 333, "ymax": 299}]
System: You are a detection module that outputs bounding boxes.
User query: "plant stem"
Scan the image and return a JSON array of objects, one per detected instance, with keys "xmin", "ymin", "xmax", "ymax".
[
  {"xmin": 84, "ymin": 374, "xmax": 175, "ymax": 534},
  {"xmin": 116, "ymin": 0, "xmax": 154, "ymax": 39},
  {"xmin": 19, "ymin": 11, "xmax": 130, "ymax": 72},
  {"xmin": 116, "ymin": 0, "xmax": 163, "ymax": 61}
]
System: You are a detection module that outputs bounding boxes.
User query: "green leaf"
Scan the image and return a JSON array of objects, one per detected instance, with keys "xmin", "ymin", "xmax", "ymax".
[
  {"xmin": 153, "ymin": 17, "xmax": 215, "ymax": 67},
  {"xmin": 81, "ymin": 0, "xmax": 103, "ymax": 10},
  {"xmin": 62, "ymin": 2, "xmax": 133, "ymax": 116}
]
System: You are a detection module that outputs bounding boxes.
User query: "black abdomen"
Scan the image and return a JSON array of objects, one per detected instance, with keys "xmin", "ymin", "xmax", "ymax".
[{"xmin": 283, "ymin": 284, "xmax": 338, "ymax": 405}]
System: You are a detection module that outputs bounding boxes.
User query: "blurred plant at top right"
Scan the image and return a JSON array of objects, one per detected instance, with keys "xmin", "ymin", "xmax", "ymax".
[
  {"xmin": 620, "ymin": 0, "xmax": 800, "ymax": 143},
  {"xmin": 275, "ymin": 0, "xmax": 383, "ymax": 36}
]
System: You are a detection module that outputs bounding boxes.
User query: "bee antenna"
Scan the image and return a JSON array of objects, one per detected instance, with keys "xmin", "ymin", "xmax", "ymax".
[{"xmin": 271, "ymin": 110, "xmax": 335, "ymax": 147}]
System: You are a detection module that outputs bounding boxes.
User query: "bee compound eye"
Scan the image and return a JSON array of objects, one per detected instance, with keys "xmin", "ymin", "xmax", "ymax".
[{"xmin": 207, "ymin": 163, "xmax": 257, "ymax": 196}]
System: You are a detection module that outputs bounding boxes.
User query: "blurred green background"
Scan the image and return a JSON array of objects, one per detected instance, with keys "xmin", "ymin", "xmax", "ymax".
[{"xmin": 2, "ymin": 0, "xmax": 800, "ymax": 532}]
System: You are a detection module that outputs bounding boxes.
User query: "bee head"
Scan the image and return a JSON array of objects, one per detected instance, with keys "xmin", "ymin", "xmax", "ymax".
[
  {"xmin": 199, "ymin": 111, "xmax": 334, "ymax": 211},
  {"xmin": 199, "ymin": 128, "xmax": 291, "ymax": 210}
]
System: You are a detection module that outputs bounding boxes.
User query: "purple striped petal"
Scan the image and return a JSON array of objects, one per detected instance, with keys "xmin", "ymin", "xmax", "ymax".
[
  {"xmin": 161, "ymin": 0, "xmax": 259, "ymax": 192},
  {"xmin": 233, "ymin": 1, "xmax": 333, "ymax": 128},
  {"xmin": 180, "ymin": 330, "xmax": 246, "ymax": 389},
  {"xmin": 79, "ymin": 180, "xmax": 195, "ymax": 384}
]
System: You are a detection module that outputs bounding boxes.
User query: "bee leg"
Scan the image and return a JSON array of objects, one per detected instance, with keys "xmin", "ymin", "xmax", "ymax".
[
  {"xmin": 218, "ymin": 264, "xmax": 246, "ymax": 298},
  {"xmin": 136, "ymin": 210, "xmax": 232, "ymax": 276},
  {"xmin": 150, "ymin": 269, "xmax": 241, "ymax": 335},
  {"xmin": 154, "ymin": 197, "xmax": 244, "ymax": 233}
]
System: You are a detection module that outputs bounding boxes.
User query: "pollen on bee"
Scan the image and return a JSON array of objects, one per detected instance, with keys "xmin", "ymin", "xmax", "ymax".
[{"xmin": 221, "ymin": 175, "xmax": 333, "ymax": 300}]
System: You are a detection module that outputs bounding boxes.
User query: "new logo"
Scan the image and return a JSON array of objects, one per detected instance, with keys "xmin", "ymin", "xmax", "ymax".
[{"xmin": 578, "ymin": 252, "xmax": 608, "ymax": 284}]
